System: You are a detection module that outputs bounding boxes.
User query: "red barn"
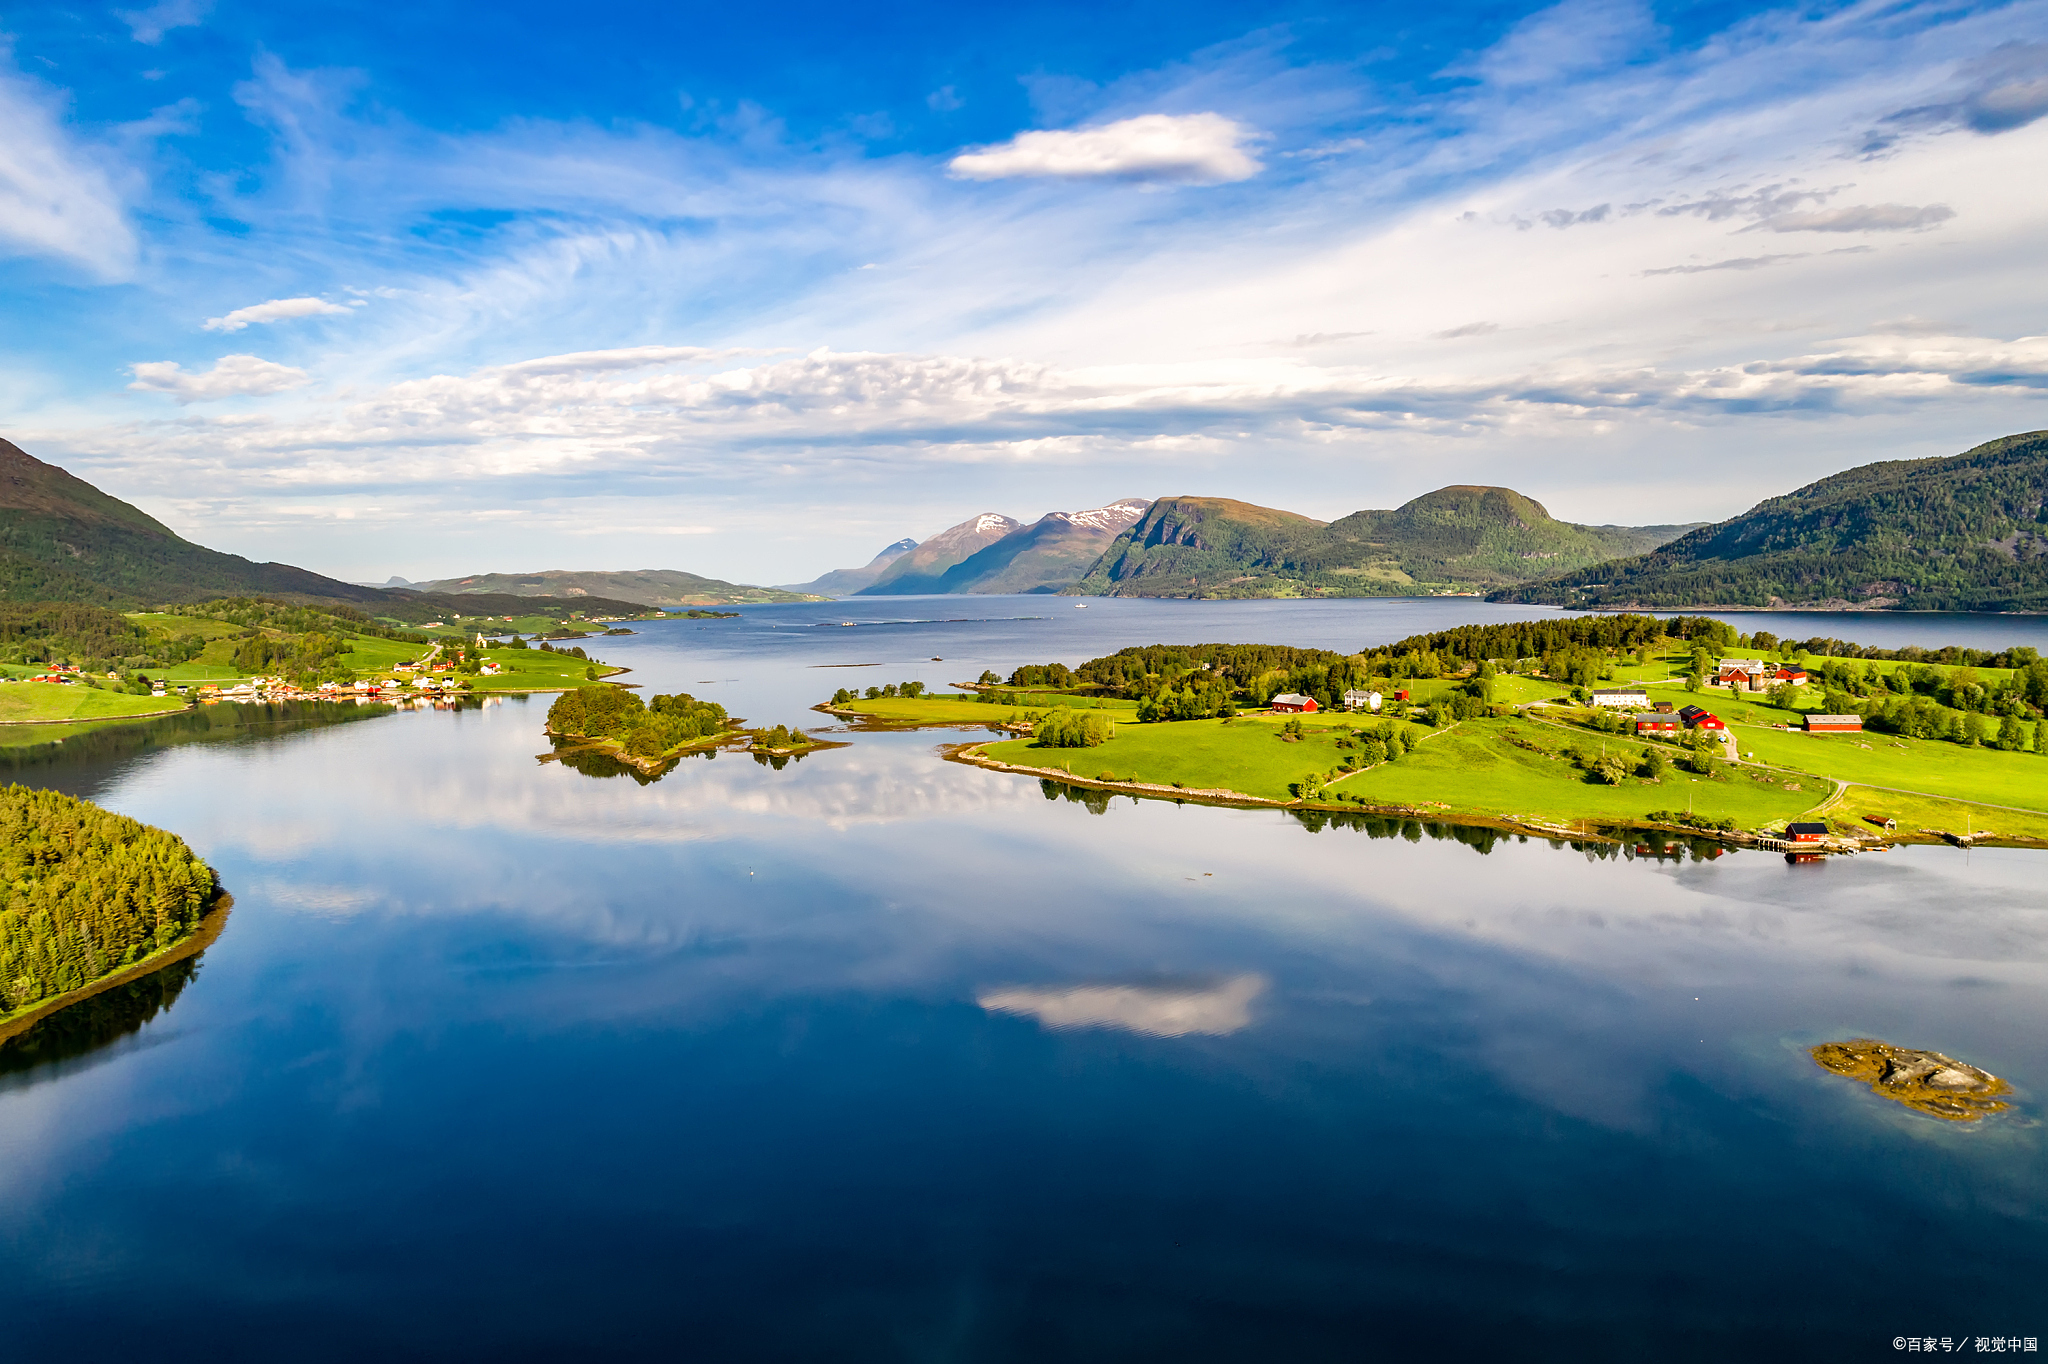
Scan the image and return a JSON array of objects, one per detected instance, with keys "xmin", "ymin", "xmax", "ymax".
[
  {"xmin": 1805, "ymin": 714, "xmax": 1862, "ymax": 733},
  {"xmin": 1634, "ymin": 715, "xmax": 1682, "ymax": 736},
  {"xmin": 1270, "ymin": 693, "xmax": 1317, "ymax": 713},
  {"xmin": 1786, "ymin": 822, "xmax": 1828, "ymax": 844}
]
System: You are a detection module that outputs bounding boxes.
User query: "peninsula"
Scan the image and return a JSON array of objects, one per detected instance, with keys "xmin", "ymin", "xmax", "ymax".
[
  {"xmin": 820, "ymin": 616, "xmax": 2048, "ymax": 849},
  {"xmin": 0, "ymin": 784, "xmax": 222, "ymax": 1036}
]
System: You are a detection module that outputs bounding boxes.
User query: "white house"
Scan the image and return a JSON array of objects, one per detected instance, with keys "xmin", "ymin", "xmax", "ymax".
[
  {"xmin": 1341, "ymin": 689, "xmax": 1380, "ymax": 712},
  {"xmin": 1590, "ymin": 686, "xmax": 1651, "ymax": 708}
]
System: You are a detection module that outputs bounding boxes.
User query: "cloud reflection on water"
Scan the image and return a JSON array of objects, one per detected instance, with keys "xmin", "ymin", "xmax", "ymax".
[{"xmin": 978, "ymin": 975, "xmax": 1266, "ymax": 1037}]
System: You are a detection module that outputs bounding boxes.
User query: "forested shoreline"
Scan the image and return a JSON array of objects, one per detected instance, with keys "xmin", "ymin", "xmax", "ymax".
[{"xmin": 0, "ymin": 786, "xmax": 218, "ymax": 1020}]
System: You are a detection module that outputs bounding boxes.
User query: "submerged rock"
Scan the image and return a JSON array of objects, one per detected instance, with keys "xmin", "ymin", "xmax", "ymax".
[{"xmin": 1811, "ymin": 1039, "xmax": 2012, "ymax": 1122}]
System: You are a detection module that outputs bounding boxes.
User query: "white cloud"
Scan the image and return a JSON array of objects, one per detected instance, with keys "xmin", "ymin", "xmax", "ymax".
[
  {"xmin": 115, "ymin": 0, "xmax": 213, "ymax": 44},
  {"xmin": 127, "ymin": 355, "xmax": 312, "ymax": 403},
  {"xmin": 202, "ymin": 296, "xmax": 354, "ymax": 331},
  {"xmin": 1749, "ymin": 203, "xmax": 1956, "ymax": 233},
  {"xmin": 978, "ymin": 976, "xmax": 1266, "ymax": 1036},
  {"xmin": 948, "ymin": 113, "xmax": 1262, "ymax": 185},
  {"xmin": 0, "ymin": 69, "xmax": 137, "ymax": 279}
]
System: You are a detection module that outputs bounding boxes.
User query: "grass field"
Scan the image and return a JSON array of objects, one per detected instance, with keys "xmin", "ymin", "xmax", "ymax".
[
  {"xmin": 1334, "ymin": 718, "xmax": 1823, "ymax": 829},
  {"xmin": 469, "ymin": 648, "xmax": 617, "ymax": 691},
  {"xmin": 346, "ymin": 636, "xmax": 435, "ymax": 672},
  {"xmin": 977, "ymin": 711, "xmax": 1825, "ymax": 825},
  {"xmin": 981, "ymin": 715, "xmax": 1339, "ymax": 799},
  {"xmin": 965, "ymin": 704, "xmax": 1821, "ymax": 833},
  {"xmin": 0, "ymin": 682, "xmax": 181, "ymax": 724},
  {"xmin": 126, "ymin": 613, "xmax": 246, "ymax": 641},
  {"xmin": 1825, "ymin": 785, "xmax": 2048, "ymax": 843},
  {"xmin": 1735, "ymin": 723, "xmax": 2048, "ymax": 812}
]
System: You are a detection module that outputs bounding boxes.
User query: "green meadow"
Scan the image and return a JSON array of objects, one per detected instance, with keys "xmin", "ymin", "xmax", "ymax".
[
  {"xmin": 469, "ymin": 648, "xmax": 618, "ymax": 691},
  {"xmin": 1827, "ymin": 785, "xmax": 2048, "ymax": 843},
  {"xmin": 0, "ymin": 681, "xmax": 181, "ymax": 724},
  {"xmin": 1736, "ymin": 723, "xmax": 2048, "ymax": 812},
  {"xmin": 1332, "ymin": 718, "xmax": 1821, "ymax": 829},
  {"xmin": 981, "ymin": 711, "xmax": 1384, "ymax": 802}
]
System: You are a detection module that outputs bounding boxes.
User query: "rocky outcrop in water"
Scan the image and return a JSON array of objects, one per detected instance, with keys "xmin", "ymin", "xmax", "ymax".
[{"xmin": 1811, "ymin": 1039, "xmax": 2012, "ymax": 1121}]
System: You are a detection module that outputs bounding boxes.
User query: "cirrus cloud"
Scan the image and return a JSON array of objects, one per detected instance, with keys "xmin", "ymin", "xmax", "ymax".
[
  {"xmin": 128, "ymin": 354, "xmax": 311, "ymax": 403},
  {"xmin": 947, "ymin": 112, "xmax": 1263, "ymax": 185},
  {"xmin": 202, "ymin": 296, "xmax": 353, "ymax": 331}
]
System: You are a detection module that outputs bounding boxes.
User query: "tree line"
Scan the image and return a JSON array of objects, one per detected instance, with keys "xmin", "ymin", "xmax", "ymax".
[{"xmin": 0, "ymin": 785, "xmax": 217, "ymax": 1016}]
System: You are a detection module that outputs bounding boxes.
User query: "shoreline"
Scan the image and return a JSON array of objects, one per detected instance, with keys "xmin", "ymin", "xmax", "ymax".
[
  {"xmin": 0, "ymin": 702, "xmax": 191, "ymax": 727},
  {"xmin": 0, "ymin": 894, "xmax": 233, "ymax": 1046},
  {"xmin": 944, "ymin": 741, "xmax": 1735, "ymax": 846},
  {"xmin": 842, "ymin": 709, "xmax": 2038, "ymax": 850}
]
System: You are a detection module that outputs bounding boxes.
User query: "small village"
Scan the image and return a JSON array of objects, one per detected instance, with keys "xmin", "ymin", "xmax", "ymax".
[{"xmin": 3, "ymin": 641, "xmax": 521, "ymax": 710}]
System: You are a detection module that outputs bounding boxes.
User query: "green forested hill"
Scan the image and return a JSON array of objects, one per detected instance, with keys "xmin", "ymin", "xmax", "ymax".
[
  {"xmin": 1493, "ymin": 431, "xmax": 2048, "ymax": 611},
  {"xmin": 0, "ymin": 438, "xmax": 383, "ymax": 608},
  {"xmin": 0, "ymin": 785, "xmax": 217, "ymax": 1019},
  {"xmin": 1068, "ymin": 488, "xmax": 1694, "ymax": 598}
]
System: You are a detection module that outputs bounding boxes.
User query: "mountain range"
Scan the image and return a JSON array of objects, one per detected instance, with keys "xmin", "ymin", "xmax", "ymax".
[
  {"xmin": 7, "ymin": 427, "xmax": 2043, "ymax": 617},
  {"xmin": 403, "ymin": 568, "xmax": 822, "ymax": 607},
  {"xmin": 1490, "ymin": 430, "xmax": 2048, "ymax": 613},
  {"xmin": 1072, "ymin": 487, "xmax": 1700, "ymax": 598},
  {"xmin": 854, "ymin": 500, "xmax": 1154, "ymax": 595},
  {"xmin": 790, "ymin": 488, "xmax": 1698, "ymax": 599}
]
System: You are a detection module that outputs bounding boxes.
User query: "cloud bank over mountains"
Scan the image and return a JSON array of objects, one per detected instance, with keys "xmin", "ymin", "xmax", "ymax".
[{"xmin": 2, "ymin": 0, "xmax": 2047, "ymax": 581}]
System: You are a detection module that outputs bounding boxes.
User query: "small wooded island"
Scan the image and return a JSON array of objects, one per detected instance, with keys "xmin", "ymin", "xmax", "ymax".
[
  {"xmin": 544, "ymin": 685, "xmax": 840, "ymax": 775},
  {"xmin": 820, "ymin": 615, "xmax": 2048, "ymax": 848},
  {"xmin": 0, "ymin": 785, "xmax": 220, "ymax": 1031}
]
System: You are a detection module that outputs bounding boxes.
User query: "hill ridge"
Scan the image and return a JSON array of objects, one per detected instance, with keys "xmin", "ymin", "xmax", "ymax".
[{"xmin": 1492, "ymin": 430, "xmax": 2048, "ymax": 612}]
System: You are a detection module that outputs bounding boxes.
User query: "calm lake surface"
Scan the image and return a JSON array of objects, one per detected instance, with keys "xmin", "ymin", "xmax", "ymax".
[{"xmin": 4, "ymin": 598, "xmax": 2046, "ymax": 1360}]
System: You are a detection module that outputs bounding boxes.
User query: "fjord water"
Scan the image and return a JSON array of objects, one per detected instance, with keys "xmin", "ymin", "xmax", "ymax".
[{"xmin": 3, "ymin": 599, "xmax": 2046, "ymax": 1359}]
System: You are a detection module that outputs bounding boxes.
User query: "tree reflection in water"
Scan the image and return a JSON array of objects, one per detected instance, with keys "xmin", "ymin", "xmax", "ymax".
[
  {"xmin": 0, "ymin": 955, "xmax": 205, "ymax": 1086},
  {"xmin": 1034, "ymin": 777, "xmax": 1728, "ymax": 861}
]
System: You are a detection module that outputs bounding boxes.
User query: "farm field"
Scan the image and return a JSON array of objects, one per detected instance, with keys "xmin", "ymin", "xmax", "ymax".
[
  {"xmin": 1334, "ymin": 718, "xmax": 1823, "ymax": 829},
  {"xmin": 980, "ymin": 715, "xmax": 1341, "ymax": 800},
  {"xmin": 469, "ymin": 648, "xmax": 616, "ymax": 691},
  {"xmin": 1736, "ymin": 723, "xmax": 2048, "ymax": 812},
  {"xmin": 345, "ymin": 636, "xmax": 434, "ymax": 672},
  {"xmin": 975, "ymin": 709, "xmax": 1827, "ymax": 828},
  {"xmin": 0, "ymin": 681, "xmax": 180, "ymax": 724},
  {"xmin": 1825, "ymin": 785, "xmax": 2048, "ymax": 844}
]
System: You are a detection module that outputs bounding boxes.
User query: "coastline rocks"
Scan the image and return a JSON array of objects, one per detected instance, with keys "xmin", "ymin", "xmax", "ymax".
[{"xmin": 1811, "ymin": 1039, "xmax": 2012, "ymax": 1121}]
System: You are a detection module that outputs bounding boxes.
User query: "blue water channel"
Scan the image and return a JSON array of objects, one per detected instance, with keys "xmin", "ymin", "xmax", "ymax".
[{"xmin": 2, "ymin": 598, "xmax": 2045, "ymax": 1359}]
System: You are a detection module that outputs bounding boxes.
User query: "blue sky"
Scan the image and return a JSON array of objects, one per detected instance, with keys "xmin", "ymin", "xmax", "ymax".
[{"xmin": 3, "ymin": 0, "xmax": 2047, "ymax": 584}]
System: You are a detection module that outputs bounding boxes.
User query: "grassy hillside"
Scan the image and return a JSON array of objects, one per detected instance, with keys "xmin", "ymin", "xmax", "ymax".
[
  {"xmin": 1494, "ymin": 431, "xmax": 2048, "ymax": 611},
  {"xmin": 1069, "ymin": 488, "xmax": 1696, "ymax": 598},
  {"xmin": 0, "ymin": 681, "xmax": 180, "ymax": 724},
  {"xmin": 408, "ymin": 568, "xmax": 819, "ymax": 607},
  {"xmin": 0, "ymin": 438, "xmax": 385, "ymax": 608}
]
